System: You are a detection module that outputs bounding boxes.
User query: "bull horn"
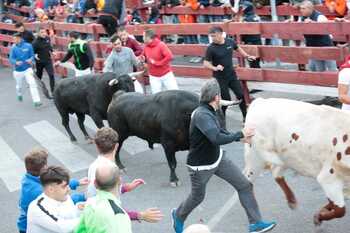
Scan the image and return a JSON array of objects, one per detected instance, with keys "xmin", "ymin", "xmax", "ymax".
[
  {"xmin": 108, "ymin": 79, "xmax": 119, "ymax": 86},
  {"xmin": 220, "ymin": 99, "xmax": 242, "ymax": 106},
  {"xmin": 127, "ymin": 71, "xmax": 144, "ymax": 77}
]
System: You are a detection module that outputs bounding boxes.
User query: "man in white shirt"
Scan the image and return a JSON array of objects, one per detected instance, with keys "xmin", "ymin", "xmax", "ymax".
[{"xmin": 27, "ymin": 166, "xmax": 79, "ymax": 233}]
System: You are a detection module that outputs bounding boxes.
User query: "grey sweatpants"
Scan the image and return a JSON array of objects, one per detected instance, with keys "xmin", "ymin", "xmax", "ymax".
[{"xmin": 176, "ymin": 154, "xmax": 262, "ymax": 224}]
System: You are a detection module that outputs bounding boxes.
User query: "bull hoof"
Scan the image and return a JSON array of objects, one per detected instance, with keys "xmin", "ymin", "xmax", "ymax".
[
  {"xmin": 170, "ymin": 181, "xmax": 181, "ymax": 187},
  {"xmin": 288, "ymin": 201, "xmax": 298, "ymax": 210},
  {"xmin": 313, "ymin": 213, "xmax": 322, "ymax": 226}
]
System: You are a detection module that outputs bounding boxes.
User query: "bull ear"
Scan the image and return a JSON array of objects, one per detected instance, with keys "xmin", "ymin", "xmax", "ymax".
[
  {"xmin": 127, "ymin": 71, "xmax": 144, "ymax": 78},
  {"xmin": 108, "ymin": 79, "xmax": 119, "ymax": 86}
]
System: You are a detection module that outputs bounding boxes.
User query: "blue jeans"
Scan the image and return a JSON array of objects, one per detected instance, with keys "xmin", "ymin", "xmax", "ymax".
[
  {"xmin": 308, "ymin": 59, "xmax": 338, "ymax": 72},
  {"xmin": 197, "ymin": 15, "xmax": 210, "ymax": 44}
]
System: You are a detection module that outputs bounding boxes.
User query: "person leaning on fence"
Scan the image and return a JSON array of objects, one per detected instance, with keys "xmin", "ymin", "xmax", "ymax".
[
  {"xmin": 26, "ymin": 166, "xmax": 80, "ymax": 233},
  {"xmin": 9, "ymin": 32, "xmax": 42, "ymax": 107},
  {"xmin": 203, "ymin": 26, "xmax": 255, "ymax": 122},
  {"xmin": 299, "ymin": 0, "xmax": 338, "ymax": 72},
  {"xmin": 32, "ymin": 28, "xmax": 56, "ymax": 97},
  {"xmin": 17, "ymin": 147, "xmax": 89, "ymax": 233},
  {"xmin": 141, "ymin": 29, "xmax": 179, "ymax": 94},
  {"xmin": 171, "ymin": 79, "xmax": 276, "ymax": 233},
  {"xmin": 55, "ymin": 31, "xmax": 94, "ymax": 77}
]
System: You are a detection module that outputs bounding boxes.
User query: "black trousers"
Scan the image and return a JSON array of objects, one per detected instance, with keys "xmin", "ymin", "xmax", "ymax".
[
  {"xmin": 36, "ymin": 61, "xmax": 55, "ymax": 93},
  {"xmin": 98, "ymin": 15, "xmax": 118, "ymax": 37},
  {"xmin": 216, "ymin": 75, "xmax": 247, "ymax": 120}
]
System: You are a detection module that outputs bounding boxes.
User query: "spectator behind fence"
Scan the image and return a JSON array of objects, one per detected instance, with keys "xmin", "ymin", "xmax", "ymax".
[
  {"xmin": 87, "ymin": 127, "xmax": 163, "ymax": 223},
  {"xmin": 240, "ymin": 1, "xmax": 261, "ymax": 69},
  {"xmin": 141, "ymin": 29, "xmax": 179, "ymax": 93},
  {"xmin": 9, "ymin": 32, "xmax": 42, "ymax": 107},
  {"xmin": 27, "ymin": 166, "xmax": 80, "ymax": 233},
  {"xmin": 33, "ymin": 28, "xmax": 56, "ymax": 97},
  {"xmin": 15, "ymin": 22, "xmax": 35, "ymax": 44},
  {"xmin": 34, "ymin": 8, "xmax": 49, "ymax": 22},
  {"xmin": 325, "ymin": 0, "xmax": 347, "ymax": 18},
  {"xmin": 299, "ymin": 0, "xmax": 338, "ymax": 72},
  {"xmin": 96, "ymin": 0, "xmax": 126, "ymax": 36},
  {"xmin": 55, "ymin": 31, "xmax": 94, "ymax": 77},
  {"xmin": 160, "ymin": 0, "xmax": 180, "ymax": 43},
  {"xmin": 184, "ymin": 224, "xmax": 211, "ymax": 233},
  {"xmin": 75, "ymin": 162, "xmax": 132, "ymax": 233},
  {"xmin": 147, "ymin": 5, "xmax": 162, "ymax": 24},
  {"xmin": 17, "ymin": 148, "xmax": 89, "ymax": 233}
]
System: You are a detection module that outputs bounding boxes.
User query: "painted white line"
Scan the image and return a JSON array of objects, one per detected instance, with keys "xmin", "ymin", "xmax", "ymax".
[
  {"xmin": 24, "ymin": 120, "xmax": 95, "ymax": 172},
  {"xmin": 79, "ymin": 115, "xmax": 160, "ymax": 155},
  {"xmin": 0, "ymin": 136, "xmax": 25, "ymax": 192},
  {"xmin": 208, "ymin": 192, "xmax": 239, "ymax": 231}
]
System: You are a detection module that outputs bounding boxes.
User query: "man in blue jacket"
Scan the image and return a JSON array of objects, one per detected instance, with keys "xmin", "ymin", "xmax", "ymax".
[
  {"xmin": 9, "ymin": 32, "xmax": 41, "ymax": 107},
  {"xmin": 17, "ymin": 148, "xmax": 88, "ymax": 233}
]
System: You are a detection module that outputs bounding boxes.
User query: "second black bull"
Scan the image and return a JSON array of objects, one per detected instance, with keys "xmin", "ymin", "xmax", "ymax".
[{"xmin": 107, "ymin": 90, "xmax": 237, "ymax": 186}]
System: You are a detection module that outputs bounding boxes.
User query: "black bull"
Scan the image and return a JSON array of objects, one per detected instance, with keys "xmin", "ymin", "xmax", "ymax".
[
  {"xmin": 107, "ymin": 90, "xmax": 227, "ymax": 186},
  {"xmin": 53, "ymin": 72, "xmax": 135, "ymax": 142}
]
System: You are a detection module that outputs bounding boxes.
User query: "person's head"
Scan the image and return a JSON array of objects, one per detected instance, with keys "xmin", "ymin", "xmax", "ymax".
[
  {"xmin": 200, "ymin": 79, "xmax": 221, "ymax": 109},
  {"xmin": 95, "ymin": 161, "xmax": 121, "ymax": 193},
  {"xmin": 208, "ymin": 26, "xmax": 225, "ymax": 44},
  {"xmin": 68, "ymin": 31, "xmax": 80, "ymax": 42},
  {"xmin": 15, "ymin": 22, "xmax": 24, "ymax": 32},
  {"xmin": 34, "ymin": 8, "xmax": 46, "ymax": 18},
  {"xmin": 300, "ymin": 0, "xmax": 314, "ymax": 17},
  {"xmin": 24, "ymin": 148, "xmax": 48, "ymax": 176},
  {"xmin": 38, "ymin": 28, "xmax": 48, "ymax": 38},
  {"xmin": 111, "ymin": 35, "xmax": 123, "ymax": 52},
  {"xmin": 184, "ymin": 224, "xmax": 211, "ymax": 233},
  {"xmin": 117, "ymin": 26, "xmax": 129, "ymax": 43},
  {"xmin": 40, "ymin": 166, "xmax": 70, "ymax": 202},
  {"xmin": 94, "ymin": 127, "xmax": 119, "ymax": 156},
  {"xmin": 143, "ymin": 29, "xmax": 156, "ymax": 44},
  {"xmin": 13, "ymin": 32, "xmax": 22, "ymax": 44},
  {"xmin": 149, "ymin": 6, "xmax": 160, "ymax": 18}
]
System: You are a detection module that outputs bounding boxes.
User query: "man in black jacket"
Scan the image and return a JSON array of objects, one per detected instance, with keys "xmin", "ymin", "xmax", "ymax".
[
  {"xmin": 32, "ymin": 28, "xmax": 55, "ymax": 96},
  {"xmin": 171, "ymin": 79, "xmax": 276, "ymax": 233},
  {"xmin": 15, "ymin": 22, "xmax": 34, "ymax": 44}
]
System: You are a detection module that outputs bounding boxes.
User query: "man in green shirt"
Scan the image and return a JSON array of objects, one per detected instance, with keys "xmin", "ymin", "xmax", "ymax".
[{"xmin": 75, "ymin": 162, "xmax": 132, "ymax": 233}]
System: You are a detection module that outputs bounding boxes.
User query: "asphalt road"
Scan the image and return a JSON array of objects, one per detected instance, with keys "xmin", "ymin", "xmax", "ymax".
[{"xmin": 0, "ymin": 67, "xmax": 349, "ymax": 233}]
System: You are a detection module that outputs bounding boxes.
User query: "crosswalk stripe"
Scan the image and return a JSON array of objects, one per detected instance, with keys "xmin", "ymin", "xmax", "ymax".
[
  {"xmin": 77, "ymin": 116, "xmax": 160, "ymax": 155},
  {"xmin": 24, "ymin": 120, "xmax": 95, "ymax": 173},
  {"xmin": 0, "ymin": 136, "xmax": 25, "ymax": 192}
]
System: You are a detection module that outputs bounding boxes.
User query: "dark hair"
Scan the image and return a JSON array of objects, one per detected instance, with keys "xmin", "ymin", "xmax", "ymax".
[
  {"xmin": 94, "ymin": 127, "xmax": 119, "ymax": 154},
  {"xmin": 24, "ymin": 148, "xmax": 48, "ymax": 176},
  {"xmin": 15, "ymin": 22, "xmax": 24, "ymax": 28},
  {"xmin": 69, "ymin": 31, "xmax": 80, "ymax": 39},
  {"xmin": 150, "ymin": 6, "xmax": 160, "ymax": 18},
  {"xmin": 144, "ymin": 29, "xmax": 156, "ymax": 39},
  {"xmin": 40, "ymin": 166, "xmax": 70, "ymax": 187},
  {"xmin": 110, "ymin": 35, "xmax": 121, "ymax": 43},
  {"xmin": 13, "ymin": 32, "xmax": 22, "ymax": 38},
  {"xmin": 209, "ymin": 26, "xmax": 223, "ymax": 34}
]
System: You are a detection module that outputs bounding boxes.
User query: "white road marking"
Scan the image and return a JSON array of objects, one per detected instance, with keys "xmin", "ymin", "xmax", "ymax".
[
  {"xmin": 0, "ymin": 136, "xmax": 25, "ymax": 192},
  {"xmin": 208, "ymin": 192, "xmax": 239, "ymax": 231},
  {"xmin": 79, "ymin": 115, "xmax": 160, "ymax": 155},
  {"xmin": 24, "ymin": 120, "xmax": 95, "ymax": 172}
]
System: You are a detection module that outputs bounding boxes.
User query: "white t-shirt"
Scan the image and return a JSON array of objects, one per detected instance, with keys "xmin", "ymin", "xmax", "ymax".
[
  {"xmin": 338, "ymin": 68, "xmax": 350, "ymax": 111},
  {"xmin": 27, "ymin": 194, "xmax": 79, "ymax": 233},
  {"xmin": 87, "ymin": 156, "xmax": 115, "ymax": 198}
]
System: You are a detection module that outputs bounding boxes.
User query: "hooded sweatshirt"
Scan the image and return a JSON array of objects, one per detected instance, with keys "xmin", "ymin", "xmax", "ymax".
[{"xmin": 143, "ymin": 38, "xmax": 173, "ymax": 77}]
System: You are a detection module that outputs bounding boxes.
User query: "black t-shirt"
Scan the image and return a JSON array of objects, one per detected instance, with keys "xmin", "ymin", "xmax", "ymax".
[{"xmin": 205, "ymin": 38, "xmax": 238, "ymax": 79}]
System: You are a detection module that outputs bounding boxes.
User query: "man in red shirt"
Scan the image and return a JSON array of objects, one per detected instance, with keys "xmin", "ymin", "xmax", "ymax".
[
  {"xmin": 118, "ymin": 27, "xmax": 143, "ymax": 56},
  {"xmin": 141, "ymin": 29, "xmax": 179, "ymax": 94}
]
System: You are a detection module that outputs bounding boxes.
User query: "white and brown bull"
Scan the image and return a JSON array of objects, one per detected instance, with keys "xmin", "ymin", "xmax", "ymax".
[{"xmin": 244, "ymin": 98, "xmax": 350, "ymax": 225}]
